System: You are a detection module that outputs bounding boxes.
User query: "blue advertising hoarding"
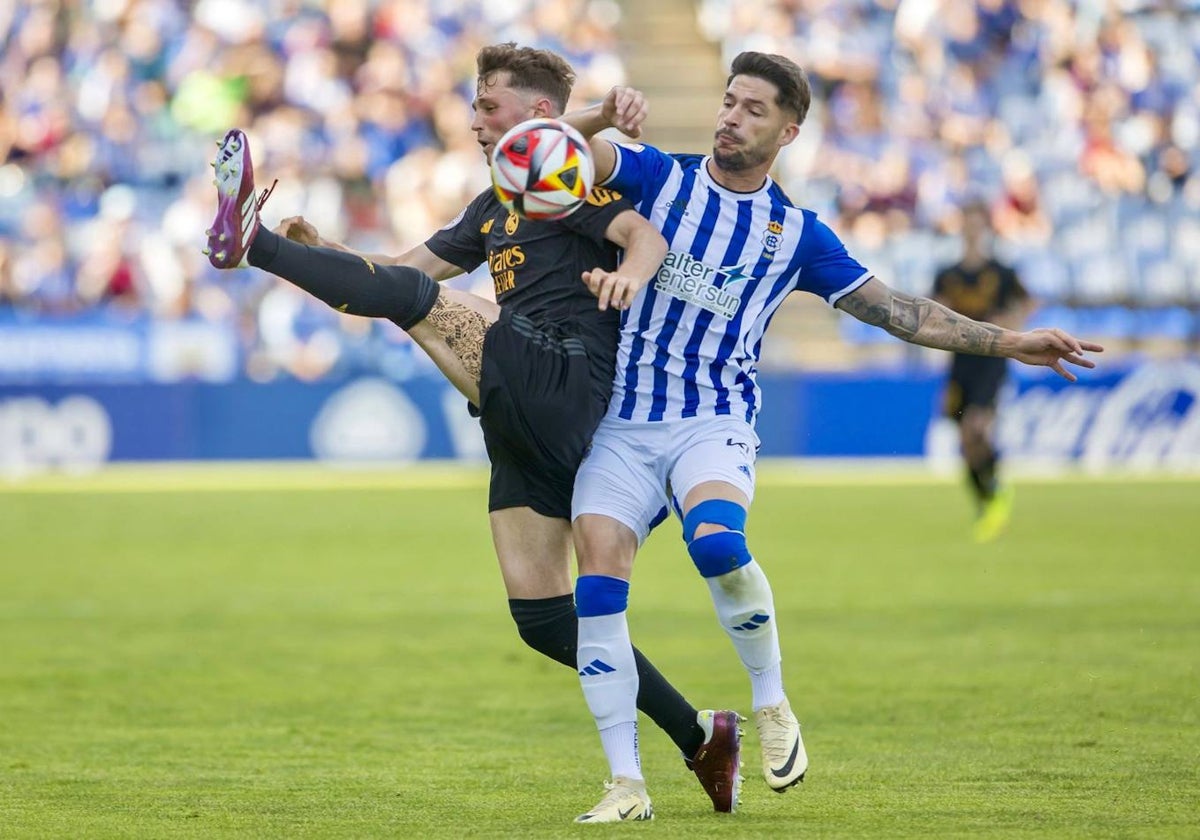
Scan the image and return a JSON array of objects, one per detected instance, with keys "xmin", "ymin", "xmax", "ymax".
[{"xmin": 2, "ymin": 361, "xmax": 1198, "ymax": 473}]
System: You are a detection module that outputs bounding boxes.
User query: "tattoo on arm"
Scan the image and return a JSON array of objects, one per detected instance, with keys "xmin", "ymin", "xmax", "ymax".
[
  {"xmin": 887, "ymin": 294, "xmax": 935, "ymax": 339},
  {"xmin": 841, "ymin": 287, "xmax": 1004, "ymax": 356},
  {"xmin": 424, "ymin": 297, "xmax": 489, "ymax": 383},
  {"xmin": 837, "ymin": 290, "xmax": 891, "ymax": 330}
]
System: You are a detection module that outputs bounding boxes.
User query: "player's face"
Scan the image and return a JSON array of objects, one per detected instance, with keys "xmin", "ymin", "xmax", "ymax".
[
  {"xmin": 712, "ymin": 75, "xmax": 798, "ymax": 174},
  {"xmin": 962, "ymin": 206, "xmax": 992, "ymax": 247},
  {"xmin": 471, "ymin": 72, "xmax": 543, "ymax": 162}
]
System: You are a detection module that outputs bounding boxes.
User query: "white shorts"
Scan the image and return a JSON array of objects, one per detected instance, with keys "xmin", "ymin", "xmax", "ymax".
[{"xmin": 572, "ymin": 414, "xmax": 759, "ymax": 543}]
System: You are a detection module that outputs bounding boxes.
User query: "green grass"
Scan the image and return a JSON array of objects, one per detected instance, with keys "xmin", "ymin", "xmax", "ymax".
[{"xmin": 1, "ymin": 466, "xmax": 1197, "ymax": 838}]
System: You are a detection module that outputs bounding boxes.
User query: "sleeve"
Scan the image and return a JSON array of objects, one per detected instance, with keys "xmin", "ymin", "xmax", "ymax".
[
  {"xmin": 557, "ymin": 188, "xmax": 635, "ymax": 245},
  {"xmin": 424, "ymin": 192, "xmax": 489, "ymax": 272},
  {"xmin": 599, "ymin": 142, "xmax": 675, "ymax": 206},
  {"xmin": 793, "ymin": 211, "xmax": 874, "ymax": 305}
]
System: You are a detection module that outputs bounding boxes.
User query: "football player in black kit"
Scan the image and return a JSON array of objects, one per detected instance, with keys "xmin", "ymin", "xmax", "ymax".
[
  {"xmin": 202, "ymin": 43, "xmax": 741, "ymax": 815},
  {"xmin": 933, "ymin": 200, "xmax": 1035, "ymax": 542}
]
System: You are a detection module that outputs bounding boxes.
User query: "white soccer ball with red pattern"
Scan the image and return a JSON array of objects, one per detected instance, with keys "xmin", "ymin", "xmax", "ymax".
[{"xmin": 490, "ymin": 118, "xmax": 595, "ymax": 221}]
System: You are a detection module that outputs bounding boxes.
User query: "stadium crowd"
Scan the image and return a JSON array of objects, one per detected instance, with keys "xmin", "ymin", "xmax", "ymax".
[
  {"xmin": 699, "ymin": 0, "xmax": 1200, "ymax": 350},
  {"xmin": 1, "ymin": 0, "xmax": 1197, "ymax": 383},
  {"xmin": 0, "ymin": 0, "xmax": 625, "ymax": 381}
]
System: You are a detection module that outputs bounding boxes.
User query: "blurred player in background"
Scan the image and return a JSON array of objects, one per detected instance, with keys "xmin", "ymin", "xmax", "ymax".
[
  {"xmin": 933, "ymin": 200, "xmax": 1034, "ymax": 542},
  {"xmin": 202, "ymin": 43, "xmax": 741, "ymax": 812},
  {"xmin": 562, "ymin": 52, "xmax": 1102, "ymax": 822}
]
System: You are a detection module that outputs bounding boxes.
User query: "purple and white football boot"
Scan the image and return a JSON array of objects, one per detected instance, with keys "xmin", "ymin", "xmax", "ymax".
[{"xmin": 203, "ymin": 129, "xmax": 274, "ymax": 269}]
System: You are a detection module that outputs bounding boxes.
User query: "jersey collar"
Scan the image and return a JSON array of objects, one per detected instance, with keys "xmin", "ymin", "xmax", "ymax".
[{"xmin": 699, "ymin": 156, "xmax": 774, "ymax": 199}]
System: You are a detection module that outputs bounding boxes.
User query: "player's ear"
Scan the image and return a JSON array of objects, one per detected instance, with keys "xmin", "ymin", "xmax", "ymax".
[
  {"xmin": 531, "ymin": 97, "xmax": 557, "ymax": 118},
  {"xmin": 778, "ymin": 121, "xmax": 800, "ymax": 148}
]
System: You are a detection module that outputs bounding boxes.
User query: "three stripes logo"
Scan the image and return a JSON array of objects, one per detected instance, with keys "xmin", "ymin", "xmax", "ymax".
[
  {"xmin": 731, "ymin": 613, "xmax": 771, "ymax": 632},
  {"xmin": 579, "ymin": 659, "xmax": 616, "ymax": 677},
  {"xmin": 240, "ymin": 193, "xmax": 257, "ymax": 244}
]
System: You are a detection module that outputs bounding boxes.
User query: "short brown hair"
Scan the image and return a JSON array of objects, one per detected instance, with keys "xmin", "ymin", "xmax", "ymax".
[
  {"xmin": 728, "ymin": 52, "xmax": 811, "ymax": 124},
  {"xmin": 476, "ymin": 42, "xmax": 575, "ymax": 114}
]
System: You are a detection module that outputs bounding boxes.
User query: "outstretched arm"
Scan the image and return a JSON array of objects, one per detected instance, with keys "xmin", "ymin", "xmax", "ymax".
[
  {"xmin": 837, "ymin": 278, "xmax": 1103, "ymax": 381},
  {"xmin": 562, "ymin": 86, "xmax": 649, "ymax": 184},
  {"xmin": 583, "ymin": 209, "xmax": 668, "ymax": 311}
]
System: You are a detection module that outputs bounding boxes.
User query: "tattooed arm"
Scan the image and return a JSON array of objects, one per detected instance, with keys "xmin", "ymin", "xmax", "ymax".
[
  {"xmin": 838, "ymin": 277, "xmax": 1007, "ymax": 354},
  {"xmin": 836, "ymin": 278, "xmax": 1104, "ymax": 381}
]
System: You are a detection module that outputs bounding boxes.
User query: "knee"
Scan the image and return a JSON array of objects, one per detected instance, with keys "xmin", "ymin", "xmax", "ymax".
[
  {"xmin": 574, "ymin": 514, "xmax": 638, "ymax": 579},
  {"xmin": 377, "ymin": 264, "xmax": 439, "ymax": 329},
  {"xmin": 683, "ymin": 500, "xmax": 752, "ymax": 578},
  {"xmin": 508, "ymin": 596, "xmax": 577, "ymax": 667},
  {"xmin": 961, "ymin": 409, "xmax": 992, "ymax": 440}
]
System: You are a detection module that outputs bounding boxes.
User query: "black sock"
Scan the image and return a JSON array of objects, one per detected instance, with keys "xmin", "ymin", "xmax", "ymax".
[
  {"xmin": 509, "ymin": 596, "xmax": 704, "ymax": 756},
  {"xmin": 248, "ymin": 229, "xmax": 438, "ymax": 329},
  {"xmin": 632, "ymin": 648, "xmax": 706, "ymax": 758},
  {"xmin": 968, "ymin": 450, "xmax": 998, "ymax": 504},
  {"xmin": 509, "ymin": 595, "xmax": 577, "ymax": 667}
]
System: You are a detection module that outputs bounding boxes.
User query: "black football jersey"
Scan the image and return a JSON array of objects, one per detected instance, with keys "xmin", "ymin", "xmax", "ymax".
[
  {"xmin": 425, "ymin": 186, "xmax": 632, "ymax": 378},
  {"xmin": 933, "ymin": 258, "xmax": 1028, "ymax": 322}
]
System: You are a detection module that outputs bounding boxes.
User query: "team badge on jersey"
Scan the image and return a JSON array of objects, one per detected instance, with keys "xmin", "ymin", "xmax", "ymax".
[
  {"xmin": 761, "ymin": 220, "xmax": 784, "ymax": 260},
  {"xmin": 505, "ymin": 211, "xmax": 520, "ymax": 235}
]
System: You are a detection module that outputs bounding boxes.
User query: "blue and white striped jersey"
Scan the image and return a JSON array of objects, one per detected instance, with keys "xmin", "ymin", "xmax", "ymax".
[{"xmin": 603, "ymin": 144, "xmax": 873, "ymax": 425}]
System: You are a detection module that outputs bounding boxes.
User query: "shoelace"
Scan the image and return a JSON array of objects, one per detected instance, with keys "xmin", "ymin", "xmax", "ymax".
[
  {"xmin": 255, "ymin": 178, "xmax": 278, "ymax": 213},
  {"xmin": 758, "ymin": 707, "xmax": 798, "ymax": 757},
  {"xmin": 590, "ymin": 779, "xmax": 640, "ymax": 810}
]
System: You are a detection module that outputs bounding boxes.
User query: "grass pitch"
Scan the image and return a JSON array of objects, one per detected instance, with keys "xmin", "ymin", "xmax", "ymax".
[{"xmin": 1, "ymin": 465, "xmax": 1197, "ymax": 838}]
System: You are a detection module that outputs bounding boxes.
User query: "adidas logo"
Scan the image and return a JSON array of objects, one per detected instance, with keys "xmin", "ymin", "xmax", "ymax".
[
  {"xmin": 578, "ymin": 659, "xmax": 616, "ymax": 676},
  {"xmin": 731, "ymin": 613, "xmax": 771, "ymax": 632},
  {"xmin": 239, "ymin": 191, "xmax": 257, "ymax": 242}
]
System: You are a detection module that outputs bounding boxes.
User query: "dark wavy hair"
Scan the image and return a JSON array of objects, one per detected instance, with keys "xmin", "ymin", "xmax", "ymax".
[{"xmin": 728, "ymin": 52, "xmax": 811, "ymax": 124}]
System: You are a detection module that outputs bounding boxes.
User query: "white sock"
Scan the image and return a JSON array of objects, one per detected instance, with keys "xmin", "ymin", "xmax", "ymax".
[
  {"xmin": 578, "ymin": 611, "xmax": 640, "ymax": 776},
  {"xmin": 750, "ymin": 662, "xmax": 785, "ymax": 711},
  {"xmin": 598, "ymin": 721, "xmax": 642, "ymax": 780},
  {"xmin": 705, "ymin": 560, "xmax": 785, "ymax": 708}
]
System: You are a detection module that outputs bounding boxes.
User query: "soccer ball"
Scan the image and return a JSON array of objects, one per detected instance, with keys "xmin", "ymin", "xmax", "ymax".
[{"xmin": 490, "ymin": 118, "xmax": 595, "ymax": 221}]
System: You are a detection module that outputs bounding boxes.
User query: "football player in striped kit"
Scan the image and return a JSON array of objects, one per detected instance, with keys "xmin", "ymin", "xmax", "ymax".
[
  {"xmin": 202, "ymin": 43, "xmax": 743, "ymax": 821},
  {"xmin": 564, "ymin": 52, "xmax": 1103, "ymax": 821}
]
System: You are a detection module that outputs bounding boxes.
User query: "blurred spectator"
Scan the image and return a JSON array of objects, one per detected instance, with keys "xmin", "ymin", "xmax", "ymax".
[
  {"xmin": 1, "ymin": 0, "xmax": 628, "ymax": 379},
  {"xmin": 992, "ymin": 152, "xmax": 1051, "ymax": 246},
  {"xmin": 12, "ymin": 198, "xmax": 76, "ymax": 315},
  {"xmin": 1080, "ymin": 105, "xmax": 1145, "ymax": 195},
  {"xmin": 6, "ymin": 0, "xmax": 1199, "ymax": 377},
  {"xmin": 699, "ymin": 0, "xmax": 1200, "ymax": 356}
]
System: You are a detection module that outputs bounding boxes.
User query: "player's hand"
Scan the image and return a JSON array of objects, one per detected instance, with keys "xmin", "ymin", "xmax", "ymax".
[
  {"xmin": 583, "ymin": 268, "xmax": 645, "ymax": 311},
  {"xmin": 1009, "ymin": 328, "xmax": 1104, "ymax": 381},
  {"xmin": 275, "ymin": 216, "xmax": 320, "ymax": 246},
  {"xmin": 601, "ymin": 86, "xmax": 648, "ymax": 138}
]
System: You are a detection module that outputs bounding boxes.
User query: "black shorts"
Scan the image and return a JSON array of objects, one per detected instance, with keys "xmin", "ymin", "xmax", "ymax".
[
  {"xmin": 474, "ymin": 309, "xmax": 610, "ymax": 519},
  {"xmin": 944, "ymin": 354, "xmax": 1007, "ymax": 422}
]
